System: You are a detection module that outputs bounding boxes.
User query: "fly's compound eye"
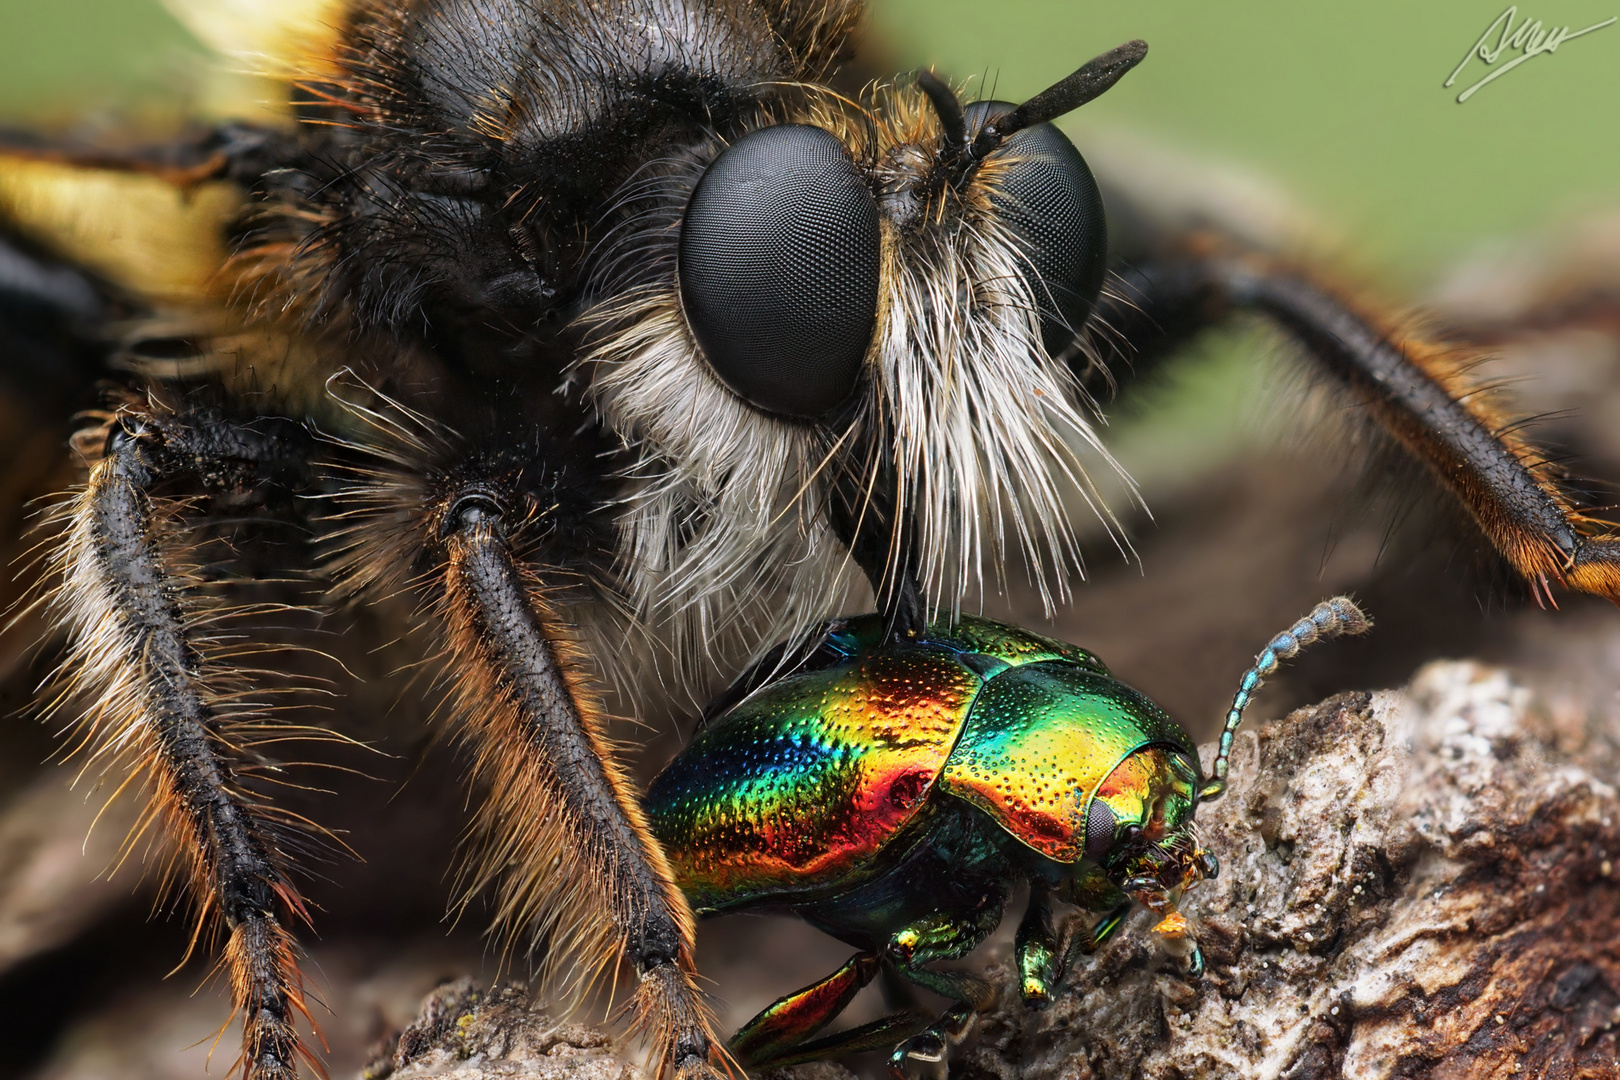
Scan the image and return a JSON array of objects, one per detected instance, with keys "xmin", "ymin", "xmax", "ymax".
[
  {"xmin": 678, "ymin": 124, "xmax": 880, "ymax": 420},
  {"xmin": 965, "ymin": 102, "xmax": 1107, "ymax": 358},
  {"xmin": 1084, "ymin": 798, "xmax": 1117, "ymax": 863}
]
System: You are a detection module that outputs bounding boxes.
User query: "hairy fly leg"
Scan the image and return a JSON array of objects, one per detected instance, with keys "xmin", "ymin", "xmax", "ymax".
[
  {"xmin": 37, "ymin": 401, "xmax": 324, "ymax": 1080},
  {"xmin": 441, "ymin": 505, "xmax": 722, "ymax": 1078},
  {"xmin": 1091, "ymin": 248, "xmax": 1620, "ymax": 605},
  {"xmin": 324, "ymin": 393, "xmax": 725, "ymax": 1080}
]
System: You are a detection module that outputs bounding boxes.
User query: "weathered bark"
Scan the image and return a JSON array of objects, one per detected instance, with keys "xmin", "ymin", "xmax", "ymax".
[
  {"xmin": 961, "ymin": 660, "xmax": 1620, "ymax": 1080},
  {"xmin": 361, "ymin": 979, "xmax": 632, "ymax": 1080},
  {"xmin": 373, "ymin": 659, "xmax": 1620, "ymax": 1080}
]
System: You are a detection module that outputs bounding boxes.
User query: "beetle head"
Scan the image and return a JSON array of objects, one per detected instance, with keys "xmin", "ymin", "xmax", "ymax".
[
  {"xmin": 1085, "ymin": 747, "xmax": 1216, "ymax": 900},
  {"xmin": 1069, "ymin": 746, "xmax": 1217, "ymax": 968}
]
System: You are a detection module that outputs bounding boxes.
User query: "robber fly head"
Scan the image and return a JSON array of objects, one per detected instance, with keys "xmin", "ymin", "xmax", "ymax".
[{"xmin": 579, "ymin": 42, "xmax": 1148, "ymax": 668}]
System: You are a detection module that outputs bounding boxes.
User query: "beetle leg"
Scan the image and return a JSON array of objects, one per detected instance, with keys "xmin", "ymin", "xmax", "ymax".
[
  {"xmin": 878, "ymin": 898, "xmax": 1005, "ymax": 1080},
  {"xmin": 887, "ymin": 1002, "xmax": 979, "ymax": 1080},
  {"xmin": 1015, "ymin": 882, "xmax": 1062, "ymax": 1007},
  {"xmin": 729, "ymin": 951, "xmax": 884, "ymax": 1066},
  {"xmin": 1060, "ymin": 899, "xmax": 1134, "ymax": 977},
  {"xmin": 737, "ymin": 1011, "xmax": 938, "ymax": 1071},
  {"xmin": 885, "ymin": 891, "xmax": 1007, "ymax": 972},
  {"xmin": 1091, "ymin": 901, "xmax": 1134, "ymax": 948},
  {"xmin": 1090, "ymin": 248, "xmax": 1620, "ymax": 604}
]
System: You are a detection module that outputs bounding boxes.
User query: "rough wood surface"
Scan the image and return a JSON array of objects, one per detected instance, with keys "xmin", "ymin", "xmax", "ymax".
[
  {"xmin": 361, "ymin": 979, "xmax": 631, "ymax": 1080},
  {"xmin": 961, "ymin": 661, "xmax": 1620, "ymax": 1080},
  {"xmin": 372, "ymin": 660, "xmax": 1620, "ymax": 1080}
]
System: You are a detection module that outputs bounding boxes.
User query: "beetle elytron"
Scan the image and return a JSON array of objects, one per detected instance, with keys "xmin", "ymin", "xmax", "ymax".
[
  {"xmin": 648, "ymin": 597, "xmax": 1367, "ymax": 1076},
  {"xmin": 1, "ymin": 2, "xmax": 1617, "ymax": 1078}
]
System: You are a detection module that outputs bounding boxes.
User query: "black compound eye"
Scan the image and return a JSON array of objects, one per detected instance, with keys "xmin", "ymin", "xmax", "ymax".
[
  {"xmin": 678, "ymin": 124, "xmax": 880, "ymax": 420},
  {"xmin": 1084, "ymin": 798, "xmax": 1117, "ymax": 862},
  {"xmin": 966, "ymin": 101, "xmax": 1107, "ymax": 358}
]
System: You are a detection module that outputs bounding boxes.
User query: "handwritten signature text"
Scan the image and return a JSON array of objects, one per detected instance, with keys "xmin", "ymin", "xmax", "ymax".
[{"xmin": 1444, "ymin": 6, "xmax": 1615, "ymax": 102}]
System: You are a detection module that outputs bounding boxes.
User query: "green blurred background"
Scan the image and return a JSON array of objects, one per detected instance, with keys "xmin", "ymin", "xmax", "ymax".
[
  {"xmin": 1, "ymin": 0, "xmax": 1617, "ymax": 475},
  {"xmin": 3, "ymin": 0, "xmax": 1617, "ymax": 276},
  {"xmin": 874, "ymin": 0, "xmax": 1620, "ymax": 280}
]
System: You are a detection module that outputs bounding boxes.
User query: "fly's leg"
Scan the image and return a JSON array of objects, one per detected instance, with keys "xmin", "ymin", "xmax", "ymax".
[
  {"xmin": 325, "ymin": 380, "xmax": 726, "ymax": 1078},
  {"xmin": 1091, "ymin": 248, "xmax": 1620, "ymax": 605},
  {"xmin": 0, "ymin": 121, "xmax": 312, "ymax": 190},
  {"xmin": 42, "ymin": 404, "xmax": 321, "ymax": 1080},
  {"xmin": 729, "ymin": 952, "xmax": 895, "ymax": 1067},
  {"xmin": 412, "ymin": 485, "xmax": 722, "ymax": 1078}
]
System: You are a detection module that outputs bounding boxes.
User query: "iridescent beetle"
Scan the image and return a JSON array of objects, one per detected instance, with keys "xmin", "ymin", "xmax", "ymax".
[{"xmin": 646, "ymin": 598, "xmax": 1370, "ymax": 1077}]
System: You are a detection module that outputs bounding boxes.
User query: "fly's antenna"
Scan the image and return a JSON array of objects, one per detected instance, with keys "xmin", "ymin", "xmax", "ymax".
[
  {"xmin": 917, "ymin": 70, "xmax": 967, "ymax": 158},
  {"xmin": 918, "ymin": 38, "xmax": 1148, "ymax": 183},
  {"xmin": 1199, "ymin": 596, "xmax": 1371, "ymax": 802},
  {"xmin": 983, "ymin": 39, "xmax": 1148, "ymax": 146}
]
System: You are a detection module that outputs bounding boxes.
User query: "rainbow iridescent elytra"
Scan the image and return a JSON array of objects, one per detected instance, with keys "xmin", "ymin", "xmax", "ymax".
[{"xmin": 645, "ymin": 598, "xmax": 1370, "ymax": 1078}]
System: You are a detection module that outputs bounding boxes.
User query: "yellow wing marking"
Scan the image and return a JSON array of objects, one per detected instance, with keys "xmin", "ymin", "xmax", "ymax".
[{"xmin": 0, "ymin": 157, "xmax": 239, "ymax": 303}]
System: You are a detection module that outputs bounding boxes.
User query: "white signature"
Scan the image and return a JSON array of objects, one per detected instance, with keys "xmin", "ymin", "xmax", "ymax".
[{"xmin": 1444, "ymin": 5, "xmax": 1616, "ymax": 102}]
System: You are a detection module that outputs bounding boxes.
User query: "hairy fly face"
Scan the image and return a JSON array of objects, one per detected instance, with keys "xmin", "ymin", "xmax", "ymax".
[
  {"xmin": 232, "ymin": 0, "xmax": 1143, "ymax": 682},
  {"xmin": 581, "ymin": 67, "xmax": 1137, "ymax": 665}
]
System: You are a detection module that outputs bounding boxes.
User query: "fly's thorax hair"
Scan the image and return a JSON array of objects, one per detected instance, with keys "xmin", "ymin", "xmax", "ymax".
[
  {"xmin": 578, "ymin": 82, "xmax": 1133, "ymax": 681},
  {"xmin": 764, "ymin": 0, "xmax": 866, "ymax": 78},
  {"xmin": 224, "ymin": 0, "xmax": 860, "ymax": 338},
  {"xmin": 331, "ymin": 0, "xmax": 818, "ymax": 145}
]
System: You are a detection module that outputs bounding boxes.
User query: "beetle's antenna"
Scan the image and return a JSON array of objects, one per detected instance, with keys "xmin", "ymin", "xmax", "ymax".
[{"xmin": 1200, "ymin": 596, "xmax": 1371, "ymax": 802}]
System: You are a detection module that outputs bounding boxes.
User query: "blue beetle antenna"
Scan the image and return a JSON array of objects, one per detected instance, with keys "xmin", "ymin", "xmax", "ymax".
[{"xmin": 1200, "ymin": 596, "xmax": 1371, "ymax": 801}]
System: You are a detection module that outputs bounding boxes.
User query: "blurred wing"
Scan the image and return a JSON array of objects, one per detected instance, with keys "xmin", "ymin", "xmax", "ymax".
[{"xmin": 162, "ymin": 0, "xmax": 350, "ymax": 122}]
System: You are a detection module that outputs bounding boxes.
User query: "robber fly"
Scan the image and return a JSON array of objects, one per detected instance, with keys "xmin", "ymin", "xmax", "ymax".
[{"xmin": 1, "ymin": 2, "xmax": 1617, "ymax": 1079}]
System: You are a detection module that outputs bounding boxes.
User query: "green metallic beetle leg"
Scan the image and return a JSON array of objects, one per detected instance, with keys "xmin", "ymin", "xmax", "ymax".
[
  {"xmin": 1091, "ymin": 902, "xmax": 1132, "ymax": 950},
  {"xmin": 729, "ymin": 951, "xmax": 882, "ymax": 1066},
  {"xmin": 1063, "ymin": 900, "xmax": 1133, "ymax": 974},
  {"xmin": 887, "ymin": 1001, "xmax": 979, "ymax": 1080},
  {"xmin": 1015, "ymin": 883, "xmax": 1061, "ymax": 1007},
  {"xmin": 885, "ymin": 894, "xmax": 1004, "ymax": 971},
  {"xmin": 879, "ymin": 903, "xmax": 1003, "ymax": 1080},
  {"xmin": 893, "ymin": 964, "xmax": 994, "ymax": 1010},
  {"xmin": 745, "ymin": 1010, "xmax": 938, "ymax": 1071}
]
